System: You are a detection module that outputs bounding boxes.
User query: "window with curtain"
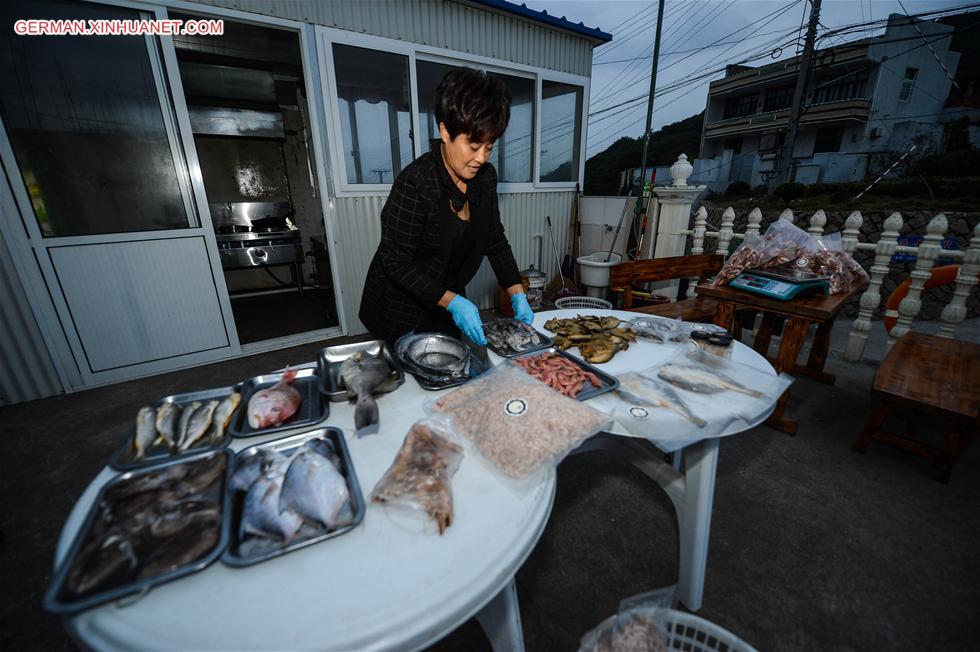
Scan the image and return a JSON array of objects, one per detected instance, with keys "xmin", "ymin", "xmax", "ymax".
[
  {"xmin": 540, "ymin": 81, "xmax": 583, "ymax": 183},
  {"xmin": 415, "ymin": 61, "xmax": 534, "ymax": 183},
  {"xmin": 332, "ymin": 44, "xmax": 412, "ymax": 185}
]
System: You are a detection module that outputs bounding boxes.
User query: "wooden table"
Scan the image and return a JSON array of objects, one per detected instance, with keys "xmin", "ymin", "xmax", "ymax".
[
  {"xmin": 852, "ymin": 332, "xmax": 979, "ymax": 482},
  {"xmin": 695, "ymin": 281, "xmax": 867, "ymax": 435}
]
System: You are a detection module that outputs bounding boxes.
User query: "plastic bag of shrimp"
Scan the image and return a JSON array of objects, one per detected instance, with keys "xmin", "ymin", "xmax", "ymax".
[{"xmin": 429, "ymin": 361, "xmax": 611, "ymax": 481}]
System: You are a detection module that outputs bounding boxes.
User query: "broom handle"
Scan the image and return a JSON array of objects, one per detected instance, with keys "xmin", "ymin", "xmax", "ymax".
[{"xmin": 545, "ymin": 215, "xmax": 567, "ymax": 286}]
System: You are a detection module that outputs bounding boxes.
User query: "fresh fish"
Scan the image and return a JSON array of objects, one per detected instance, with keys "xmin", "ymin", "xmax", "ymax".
[
  {"xmin": 230, "ymin": 450, "xmax": 290, "ymax": 492},
  {"xmin": 210, "ymin": 391, "xmax": 241, "ymax": 442},
  {"xmin": 133, "ymin": 407, "xmax": 157, "ymax": 460},
  {"xmin": 279, "ymin": 445, "xmax": 351, "ymax": 529},
  {"xmin": 617, "ymin": 373, "xmax": 707, "ymax": 427},
  {"xmin": 657, "ymin": 364, "xmax": 765, "ymax": 398},
  {"xmin": 241, "ymin": 473, "xmax": 304, "ymax": 540},
  {"xmin": 397, "ymin": 333, "xmax": 469, "ymax": 379},
  {"xmin": 67, "ymin": 530, "xmax": 138, "ymax": 595},
  {"xmin": 138, "ymin": 520, "xmax": 219, "ymax": 579},
  {"xmin": 149, "ymin": 500, "xmax": 221, "ymax": 538},
  {"xmin": 484, "ymin": 318, "xmax": 541, "ymax": 354},
  {"xmin": 176, "ymin": 401, "xmax": 200, "ymax": 450},
  {"xmin": 247, "ymin": 368, "xmax": 302, "ymax": 430},
  {"xmin": 178, "ymin": 400, "xmax": 219, "ymax": 452},
  {"xmin": 340, "ymin": 351, "xmax": 391, "ymax": 431},
  {"xmin": 305, "ymin": 437, "xmax": 341, "ymax": 467},
  {"xmin": 154, "ymin": 403, "xmax": 179, "ymax": 449}
]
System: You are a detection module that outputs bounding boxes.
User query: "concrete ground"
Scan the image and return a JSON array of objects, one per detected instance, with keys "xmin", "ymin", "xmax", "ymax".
[{"xmin": 1, "ymin": 318, "xmax": 977, "ymax": 651}]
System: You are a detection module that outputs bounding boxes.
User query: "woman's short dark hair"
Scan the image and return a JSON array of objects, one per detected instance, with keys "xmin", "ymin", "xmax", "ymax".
[{"xmin": 434, "ymin": 68, "xmax": 511, "ymax": 143}]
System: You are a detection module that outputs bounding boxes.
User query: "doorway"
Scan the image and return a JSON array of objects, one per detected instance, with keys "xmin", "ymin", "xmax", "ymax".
[{"xmin": 172, "ymin": 14, "xmax": 338, "ymax": 345}]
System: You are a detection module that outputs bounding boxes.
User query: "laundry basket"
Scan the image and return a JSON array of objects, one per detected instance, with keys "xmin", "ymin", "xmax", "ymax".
[
  {"xmin": 555, "ymin": 296, "xmax": 613, "ymax": 310},
  {"xmin": 580, "ymin": 608, "xmax": 757, "ymax": 652}
]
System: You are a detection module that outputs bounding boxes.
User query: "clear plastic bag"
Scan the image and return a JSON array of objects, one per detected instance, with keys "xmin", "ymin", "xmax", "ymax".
[
  {"xmin": 370, "ymin": 416, "xmax": 463, "ymax": 535},
  {"xmin": 608, "ymin": 348, "xmax": 793, "ymax": 452},
  {"xmin": 808, "ymin": 231, "xmax": 869, "ymax": 294},
  {"xmin": 713, "ymin": 219, "xmax": 812, "ymax": 286},
  {"xmin": 431, "ymin": 362, "xmax": 611, "ymax": 479},
  {"xmin": 579, "ymin": 606, "xmax": 670, "ymax": 652}
]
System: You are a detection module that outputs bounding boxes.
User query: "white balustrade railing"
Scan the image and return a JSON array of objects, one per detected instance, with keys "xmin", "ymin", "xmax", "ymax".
[
  {"xmin": 648, "ymin": 155, "xmax": 977, "ymax": 362},
  {"xmin": 679, "ymin": 207, "xmax": 977, "ymax": 361}
]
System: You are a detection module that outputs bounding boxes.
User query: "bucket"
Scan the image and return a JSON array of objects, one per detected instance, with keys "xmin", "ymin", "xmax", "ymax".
[{"xmin": 577, "ymin": 252, "xmax": 622, "ymax": 298}]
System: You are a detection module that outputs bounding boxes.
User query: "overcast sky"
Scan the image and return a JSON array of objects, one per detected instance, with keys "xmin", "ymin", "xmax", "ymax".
[{"xmin": 524, "ymin": 0, "xmax": 970, "ymax": 158}]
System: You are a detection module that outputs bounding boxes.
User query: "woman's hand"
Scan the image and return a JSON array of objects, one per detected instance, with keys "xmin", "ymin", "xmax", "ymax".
[
  {"xmin": 446, "ymin": 295, "xmax": 486, "ymax": 344},
  {"xmin": 511, "ymin": 293, "xmax": 534, "ymax": 324}
]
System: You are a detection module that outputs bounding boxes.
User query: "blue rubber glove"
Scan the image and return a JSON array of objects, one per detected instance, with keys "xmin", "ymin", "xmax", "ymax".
[
  {"xmin": 447, "ymin": 295, "xmax": 486, "ymax": 345},
  {"xmin": 511, "ymin": 292, "xmax": 534, "ymax": 325}
]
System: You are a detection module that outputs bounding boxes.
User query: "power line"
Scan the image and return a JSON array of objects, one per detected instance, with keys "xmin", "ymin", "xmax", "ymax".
[{"xmin": 896, "ymin": 0, "xmax": 961, "ymax": 89}]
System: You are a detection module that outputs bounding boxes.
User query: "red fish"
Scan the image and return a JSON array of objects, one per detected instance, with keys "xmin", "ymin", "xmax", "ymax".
[{"xmin": 247, "ymin": 368, "xmax": 302, "ymax": 430}]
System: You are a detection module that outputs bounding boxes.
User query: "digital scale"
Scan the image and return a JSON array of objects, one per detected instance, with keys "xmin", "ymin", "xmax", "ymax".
[{"xmin": 730, "ymin": 267, "xmax": 830, "ymax": 301}]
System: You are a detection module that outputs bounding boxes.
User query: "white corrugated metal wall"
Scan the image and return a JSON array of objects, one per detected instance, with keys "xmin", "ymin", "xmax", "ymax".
[
  {"xmin": 192, "ymin": 0, "xmax": 593, "ymax": 76},
  {"xmin": 0, "ymin": 231, "xmax": 62, "ymax": 406},
  {"xmin": 331, "ymin": 192, "xmax": 575, "ymax": 333}
]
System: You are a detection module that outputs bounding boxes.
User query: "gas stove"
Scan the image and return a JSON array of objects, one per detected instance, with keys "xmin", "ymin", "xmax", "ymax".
[{"xmin": 211, "ymin": 202, "xmax": 304, "ymax": 270}]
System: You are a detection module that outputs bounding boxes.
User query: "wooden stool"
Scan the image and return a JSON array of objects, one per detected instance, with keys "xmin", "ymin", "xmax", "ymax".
[{"xmin": 852, "ymin": 332, "xmax": 980, "ymax": 483}]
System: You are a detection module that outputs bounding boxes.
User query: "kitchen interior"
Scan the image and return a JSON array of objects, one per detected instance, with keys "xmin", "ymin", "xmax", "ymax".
[{"xmin": 173, "ymin": 14, "xmax": 338, "ymax": 345}]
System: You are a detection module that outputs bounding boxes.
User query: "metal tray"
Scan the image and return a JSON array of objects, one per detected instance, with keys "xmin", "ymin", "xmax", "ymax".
[
  {"xmin": 228, "ymin": 368, "xmax": 328, "ymax": 438},
  {"xmin": 483, "ymin": 319, "xmax": 553, "ymax": 358},
  {"xmin": 317, "ymin": 340, "xmax": 405, "ymax": 402},
  {"xmin": 410, "ymin": 347, "xmax": 491, "ymax": 391},
  {"xmin": 44, "ymin": 449, "xmax": 233, "ymax": 616},
  {"xmin": 221, "ymin": 428, "xmax": 365, "ymax": 567},
  {"xmin": 109, "ymin": 386, "xmax": 239, "ymax": 471},
  {"xmin": 513, "ymin": 347, "xmax": 620, "ymax": 401}
]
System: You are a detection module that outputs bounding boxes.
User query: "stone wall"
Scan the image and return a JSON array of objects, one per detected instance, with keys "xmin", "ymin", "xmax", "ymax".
[{"xmin": 694, "ymin": 206, "xmax": 980, "ymax": 320}]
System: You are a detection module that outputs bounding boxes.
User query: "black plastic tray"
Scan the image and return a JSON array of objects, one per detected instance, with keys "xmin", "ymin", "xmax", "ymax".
[
  {"xmin": 513, "ymin": 347, "xmax": 620, "ymax": 401},
  {"xmin": 109, "ymin": 386, "xmax": 238, "ymax": 471},
  {"xmin": 228, "ymin": 368, "xmax": 328, "ymax": 438},
  {"xmin": 44, "ymin": 449, "xmax": 232, "ymax": 616},
  {"xmin": 221, "ymin": 428, "xmax": 365, "ymax": 567}
]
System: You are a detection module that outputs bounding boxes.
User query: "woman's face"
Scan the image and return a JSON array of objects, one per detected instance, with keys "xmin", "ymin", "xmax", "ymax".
[{"xmin": 439, "ymin": 123, "xmax": 494, "ymax": 182}]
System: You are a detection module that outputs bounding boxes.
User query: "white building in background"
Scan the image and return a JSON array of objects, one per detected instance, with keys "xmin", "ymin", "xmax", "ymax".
[{"xmin": 683, "ymin": 13, "xmax": 964, "ymax": 191}]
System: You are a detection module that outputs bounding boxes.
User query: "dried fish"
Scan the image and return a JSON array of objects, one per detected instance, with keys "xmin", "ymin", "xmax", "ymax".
[
  {"xmin": 154, "ymin": 403, "xmax": 179, "ymax": 449},
  {"xmin": 210, "ymin": 392, "xmax": 241, "ymax": 442},
  {"xmin": 67, "ymin": 530, "xmax": 138, "ymax": 595},
  {"xmin": 617, "ymin": 373, "xmax": 706, "ymax": 427},
  {"xmin": 657, "ymin": 364, "xmax": 765, "ymax": 398},
  {"xmin": 542, "ymin": 315, "xmax": 634, "ymax": 363},
  {"xmin": 176, "ymin": 401, "xmax": 200, "ymax": 449},
  {"xmin": 178, "ymin": 400, "xmax": 219, "ymax": 452}
]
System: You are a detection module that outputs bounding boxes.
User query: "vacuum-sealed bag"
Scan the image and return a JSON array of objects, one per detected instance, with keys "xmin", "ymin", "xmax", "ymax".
[
  {"xmin": 608, "ymin": 348, "xmax": 793, "ymax": 452},
  {"xmin": 431, "ymin": 362, "xmax": 610, "ymax": 479},
  {"xmin": 370, "ymin": 416, "xmax": 463, "ymax": 534}
]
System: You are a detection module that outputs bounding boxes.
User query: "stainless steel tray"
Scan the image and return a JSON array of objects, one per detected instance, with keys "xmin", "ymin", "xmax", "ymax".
[
  {"xmin": 410, "ymin": 347, "xmax": 491, "ymax": 391},
  {"xmin": 44, "ymin": 449, "xmax": 232, "ymax": 616},
  {"xmin": 109, "ymin": 386, "xmax": 239, "ymax": 471},
  {"xmin": 483, "ymin": 318, "xmax": 553, "ymax": 358},
  {"xmin": 221, "ymin": 428, "xmax": 365, "ymax": 567},
  {"xmin": 513, "ymin": 347, "xmax": 620, "ymax": 401},
  {"xmin": 317, "ymin": 340, "xmax": 404, "ymax": 402},
  {"xmin": 228, "ymin": 368, "xmax": 328, "ymax": 438}
]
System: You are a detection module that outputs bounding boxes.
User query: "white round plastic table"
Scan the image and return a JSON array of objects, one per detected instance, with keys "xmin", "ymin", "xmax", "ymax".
[
  {"xmin": 54, "ymin": 309, "xmax": 777, "ymax": 650},
  {"xmin": 55, "ymin": 377, "xmax": 556, "ymax": 651}
]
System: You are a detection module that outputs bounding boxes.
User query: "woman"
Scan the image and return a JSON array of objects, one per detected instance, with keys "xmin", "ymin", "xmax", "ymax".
[{"xmin": 359, "ymin": 68, "xmax": 533, "ymax": 346}]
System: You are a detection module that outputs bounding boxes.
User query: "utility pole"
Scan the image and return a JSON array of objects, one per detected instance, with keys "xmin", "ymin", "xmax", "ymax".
[
  {"xmin": 773, "ymin": 0, "xmax": 822, "ymax": 187},
  {"xmin": 629, "ymin": 0, "xmax": 666, "ymax": 258}
]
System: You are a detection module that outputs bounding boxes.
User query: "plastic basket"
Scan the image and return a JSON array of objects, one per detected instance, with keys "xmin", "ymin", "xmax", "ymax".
[
  {"xmin": 580, "ymin": 608, "xmax": 757, "ymax": 652},
  {"xmin": 555, "ymin": 296, "xmax": 613, "ymax": 310},
  {"xmin": 660, "ymin": 610, "xmax": 757, "ymax": 652}
]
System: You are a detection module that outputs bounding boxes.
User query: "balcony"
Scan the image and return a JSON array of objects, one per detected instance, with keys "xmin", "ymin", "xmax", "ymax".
[
  {"xmin": 703, "ymin": 98, "xmax": 872, "ymax": 140},
  {"xmin": 708, "ymin": 42, "xmax": 872, "ymax": 95}
]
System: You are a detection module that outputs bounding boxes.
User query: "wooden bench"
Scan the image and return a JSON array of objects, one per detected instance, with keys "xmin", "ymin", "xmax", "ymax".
[
  {"xmin": 610, "ymin": 254, "xmax": 723, "ymax": 322},
  {"xmin": 852, "ymin": 332, "xmax": 980, "ymax": 483}
]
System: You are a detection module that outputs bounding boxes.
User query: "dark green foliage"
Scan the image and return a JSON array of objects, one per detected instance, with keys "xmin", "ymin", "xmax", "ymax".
[
  {"xmin": 773, "ymin": 182, "xmax": 805, "ymax": 204},
  {"xmin": 724, "ymin": 181, "xmax": 751, "ymax": 198},
  {"xmin": 751, "ymin": 184, "xmax": 769, "ymax": 197},
  {"xmin": 583, "ymin": 112, "xmax": 704, "ymax": 195}
]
